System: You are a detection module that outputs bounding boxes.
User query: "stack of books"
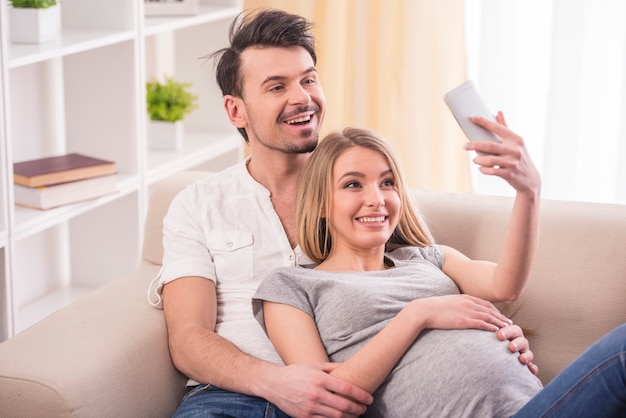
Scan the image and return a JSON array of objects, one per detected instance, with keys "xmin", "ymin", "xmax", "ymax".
[{"xmin": 13, "ymin": 153, "xmax": 118, "ymax": 210}]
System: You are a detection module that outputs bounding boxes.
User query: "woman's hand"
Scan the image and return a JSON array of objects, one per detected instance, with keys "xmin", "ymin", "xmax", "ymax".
[
  {"xmin": 407, "ymin": 294, "xmax": 512, "ymax": 332},
  {"xmin": 465, "ymin": 112, "xmax": 541, "ymax": 197}
]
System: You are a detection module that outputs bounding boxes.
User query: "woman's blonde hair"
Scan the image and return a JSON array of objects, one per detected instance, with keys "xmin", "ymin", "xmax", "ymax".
[{"xmin": 297, "ymin": 127, "xmax": 433, "ymax": 263}]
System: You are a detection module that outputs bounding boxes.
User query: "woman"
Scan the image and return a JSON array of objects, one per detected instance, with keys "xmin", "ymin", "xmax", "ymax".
[{"xmin": 253, "ymin": 124, "xmax": 626, "ymax": 417}]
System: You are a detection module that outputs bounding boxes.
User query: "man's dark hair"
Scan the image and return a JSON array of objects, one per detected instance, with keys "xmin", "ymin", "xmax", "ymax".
[{"xmin": 210, "ymin": 9, "xmax": 316, "ymax": 141}]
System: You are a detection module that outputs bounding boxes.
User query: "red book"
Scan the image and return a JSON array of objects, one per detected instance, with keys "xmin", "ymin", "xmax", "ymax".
[{"xmin": 14, "ymin": 153, "xmax": 116, "ymax": 188}]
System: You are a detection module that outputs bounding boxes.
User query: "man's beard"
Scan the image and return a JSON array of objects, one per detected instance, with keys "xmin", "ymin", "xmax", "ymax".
[
  {"xmin": 253, "ymin": 124, "xmax": 320, "ymax": 154},
  {"xmin": 257, "ymin": 133, "xmax": 318, "ymax": 154}
]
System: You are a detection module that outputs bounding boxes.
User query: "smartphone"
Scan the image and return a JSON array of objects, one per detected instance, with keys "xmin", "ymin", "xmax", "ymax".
[{"xmin": 443, "ymin": 80, "xmax": 501, "ymax": 154}]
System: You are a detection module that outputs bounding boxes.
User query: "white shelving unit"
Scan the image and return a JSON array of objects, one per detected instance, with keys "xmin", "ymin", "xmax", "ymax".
[{"xmin": 0, "ymin": 0, "xmax": 244, "ymax": 340}]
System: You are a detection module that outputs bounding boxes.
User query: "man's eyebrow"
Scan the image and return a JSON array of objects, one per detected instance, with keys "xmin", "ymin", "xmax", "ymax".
[{"xmin": 261, "ymin": 67, "xmax": 318, "ymax": 86}]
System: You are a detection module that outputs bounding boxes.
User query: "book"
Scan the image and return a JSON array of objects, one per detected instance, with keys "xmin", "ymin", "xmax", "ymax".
[
  {"xmin": 14, "ymin": 153, "xmax": 116, "ymax": 188},
  {"xmin": 14, "ymin": 175, "xmax": 118, "ymax": 210}
]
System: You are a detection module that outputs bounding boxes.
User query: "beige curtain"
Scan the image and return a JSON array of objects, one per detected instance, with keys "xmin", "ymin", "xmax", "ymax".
[{"xmin": 244, "ymin": 0, "xmax": 470, "ymax": 192}]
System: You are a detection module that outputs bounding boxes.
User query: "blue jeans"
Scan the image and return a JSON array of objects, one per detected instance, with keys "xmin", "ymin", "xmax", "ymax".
[
  {"xmin": 514, "ymin": 323, "xmax": 626, "ymax": 417},
  {"xmin": 172, "ymin": 384, "xmax": 289, "ymax": 418}
]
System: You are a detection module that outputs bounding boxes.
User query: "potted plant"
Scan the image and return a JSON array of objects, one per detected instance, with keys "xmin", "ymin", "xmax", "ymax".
[
  {"xmin": 8, "ymin": 0, "xmax": 60, "ymax": 44},
  {"xmin": 146, "ymin": 76, "xmax": 199, "ymax": 150}
]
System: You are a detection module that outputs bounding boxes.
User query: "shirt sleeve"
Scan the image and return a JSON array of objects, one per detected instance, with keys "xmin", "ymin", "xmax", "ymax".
[
  {"xmin": 252, "ymin": 268, "xmax": 314, "ymax": 334},
  {"xmin": 148, "ymin": 184, "xmax": 217, "ymax": 309}
]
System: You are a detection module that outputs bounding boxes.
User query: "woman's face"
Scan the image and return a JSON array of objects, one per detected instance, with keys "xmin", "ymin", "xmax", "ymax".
[{"xmin": 327, "ymin": 146, "xmax": 401, "ymax": 254}]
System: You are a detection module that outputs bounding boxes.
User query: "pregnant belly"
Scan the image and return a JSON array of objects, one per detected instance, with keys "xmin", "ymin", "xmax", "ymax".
[{"xmin": 368, "ymin": 328, "xmax": 543, "ymax": 418}]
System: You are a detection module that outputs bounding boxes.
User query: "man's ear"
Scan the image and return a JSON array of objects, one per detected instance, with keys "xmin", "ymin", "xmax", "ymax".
[{"xmin": 224, "ymin": 95, "xmax": 247, "ymax": 128}]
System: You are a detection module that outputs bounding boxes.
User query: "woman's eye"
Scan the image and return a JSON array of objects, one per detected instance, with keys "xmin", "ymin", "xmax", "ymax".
[
  {"xmin": 382, "ymin": 179, "xmax": 395, "ymax": 187},
  {"xmin": 344, "ymin": 181, "xmax": 361, "ymax": 189}
]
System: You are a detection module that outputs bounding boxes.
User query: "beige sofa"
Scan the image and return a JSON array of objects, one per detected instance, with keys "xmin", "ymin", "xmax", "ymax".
[{"xmin": 0, "ymin": 170, "xmax": 625, "ymax": 417}]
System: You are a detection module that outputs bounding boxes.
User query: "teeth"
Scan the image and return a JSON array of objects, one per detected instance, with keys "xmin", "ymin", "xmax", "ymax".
[
  {"xmin": 285, "ymin": 115, "xmax": 311, "ymax": 124},
  {"xmin": 358, "ymin": 216, "xmax": 386, "ymax": 223}
]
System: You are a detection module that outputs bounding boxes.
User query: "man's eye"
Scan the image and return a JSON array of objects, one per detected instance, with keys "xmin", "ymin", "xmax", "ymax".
[{"xmin": 269, "ymin": 85, "xmax": 284, "ymax": 92}]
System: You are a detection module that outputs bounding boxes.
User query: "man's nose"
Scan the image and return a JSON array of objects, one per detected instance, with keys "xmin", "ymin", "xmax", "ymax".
[{"xmin": 288, "ymin": 84, "xmax": 311, "ymax": 105}]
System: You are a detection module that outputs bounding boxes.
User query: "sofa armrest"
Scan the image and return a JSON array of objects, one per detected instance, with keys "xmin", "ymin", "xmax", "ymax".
[{"xmin": 0, "ymin": 264, "xmax": 187, "ymax": 418}]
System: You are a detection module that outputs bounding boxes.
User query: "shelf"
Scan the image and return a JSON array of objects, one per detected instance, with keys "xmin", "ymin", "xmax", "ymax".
[
  {"xmin": 16, "ymin": 284, "xmax": 94, "ymax": 334},
  {"xmin": 146, "ymin": 130, "xmax": 242, "ymax": 184},
  {"xmin": 12, "ymin": 174, "xmax": 138, "ymax": 241},
  {"xmin": 8, "ymin": 28, "xmax": 136, "ymax": 69},
  {"xmin": 0, "ymin": 0, "xmax": 244, "ymax": 341},
  {"xmin": 143, "ymin": 4, "xmax": 240, "ymax": 36}
]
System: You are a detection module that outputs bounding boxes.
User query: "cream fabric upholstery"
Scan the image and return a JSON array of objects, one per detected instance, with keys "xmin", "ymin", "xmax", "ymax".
[{"xmin": 0, "ymin": 171, "xmax": 624, "ymax": 417}]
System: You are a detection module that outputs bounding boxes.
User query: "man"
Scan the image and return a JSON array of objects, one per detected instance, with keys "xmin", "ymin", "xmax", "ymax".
[{"xmin": 150, "ymin": 9, "xmax": 537, "ymax": 418}]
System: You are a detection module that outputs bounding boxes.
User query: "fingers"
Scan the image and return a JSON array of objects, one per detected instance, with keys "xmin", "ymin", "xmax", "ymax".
[
  {"xmin": 425, "ymin": 295, "xmax": 512, "ymax": 332},
  {"xmin": 465, "ymin": 296, "xmax": 512, "ymax": 331},
  {"xmin": 495, "ymin": 111, "xmax": 507, "ymax": 127},
  {"xmin": 465, "ymin": 114, "xmax": 541, "ymax": 193},
  {"xmin": 466, "ymin": 113, "xmax": 522, "ymax": 158},
  {"xmin": 309, "ymin": 362, "xmax": 373, "ymax": 408},
  {"xmin": 322, "ymin": 371, "xmax": 373, "ymax": 406},
  {"xmin": 497, "ymin": 325, "xmax": 540, "ymax": 375},
  {"xmin": 470, "ymin": 113, "xmax": 515, "ymax": 140}
]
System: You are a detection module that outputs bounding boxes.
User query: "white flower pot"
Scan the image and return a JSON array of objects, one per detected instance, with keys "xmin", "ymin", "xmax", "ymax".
[
  {"xmin": 148, "ymin": 120, "xmax": 184, "ymax": 150},
  {"xmin": 9, "ymin": 5, "xmax": 61, "ymax": 44}
]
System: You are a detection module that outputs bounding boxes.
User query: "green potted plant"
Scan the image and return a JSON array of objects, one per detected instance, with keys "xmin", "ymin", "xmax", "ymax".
[
  {"xmin": 146, "ymin": 76, "xmax": 199, "ymax": 150},
  {"xmin": 9, "ymin": 0, "xmax": 60, "ymax": 44}
]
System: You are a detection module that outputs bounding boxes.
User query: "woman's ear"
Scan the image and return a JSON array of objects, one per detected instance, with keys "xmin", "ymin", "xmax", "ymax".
[{"xmin": 224, "ymin": 95, "xmax": 247, "ymax": 128}]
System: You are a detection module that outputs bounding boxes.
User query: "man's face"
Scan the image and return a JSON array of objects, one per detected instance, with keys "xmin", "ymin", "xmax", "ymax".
[{"xmin": 236, "ymin": 46, "xmax": 326, "ymax": 154}]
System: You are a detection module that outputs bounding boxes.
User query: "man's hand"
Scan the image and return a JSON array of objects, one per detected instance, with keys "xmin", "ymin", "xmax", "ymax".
[
  {"xmin": 497, "ymin": 324, "xmax": 539, "ymax": 375},
  {"xmin": 265, "ymin": 362, "xmax": 373, "ymax": 418}
]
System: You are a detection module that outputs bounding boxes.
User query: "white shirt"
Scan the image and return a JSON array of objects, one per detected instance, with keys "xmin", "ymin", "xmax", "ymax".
[{"xmin": 149, "ymin": 159, "xmax": 310, "ymax": 367}]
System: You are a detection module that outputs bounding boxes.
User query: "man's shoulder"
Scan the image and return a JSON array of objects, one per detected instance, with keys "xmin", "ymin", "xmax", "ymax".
[{"xmin": 184, "ymin": 161, "xmax": 249, "ymax": 195}]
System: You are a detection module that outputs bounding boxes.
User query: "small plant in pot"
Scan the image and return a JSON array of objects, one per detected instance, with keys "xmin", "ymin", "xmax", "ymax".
[
  {"xmin": 9, "ymin": 0, "xmax": 60, "ymax": 44},
  {"xmin": 10, "ymin": 0, "xmax": 57, "ymax": 6},
  {"xmin": 146, "ymin": 76, "xmax": 199, "ymax": 150}
]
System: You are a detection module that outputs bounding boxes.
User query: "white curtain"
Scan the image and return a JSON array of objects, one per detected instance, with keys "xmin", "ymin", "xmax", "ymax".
[{"xmin": 465, "ymin": 0, "xmax": 626, "ymax": 204}]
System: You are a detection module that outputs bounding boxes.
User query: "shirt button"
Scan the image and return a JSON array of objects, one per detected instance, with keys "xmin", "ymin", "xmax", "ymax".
[
  {"xmin": 226, "ymin": 241, "xmax": 233, "ymax": 247},
  {"xmin": 289, "ymin": 254, "xmax": 294, "ymax": 261}
]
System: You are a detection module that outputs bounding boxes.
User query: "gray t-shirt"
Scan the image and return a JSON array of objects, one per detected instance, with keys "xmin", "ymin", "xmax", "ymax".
[{"xmin": 253, "ymin": 245, "xmax": 543, "ymax": 418}]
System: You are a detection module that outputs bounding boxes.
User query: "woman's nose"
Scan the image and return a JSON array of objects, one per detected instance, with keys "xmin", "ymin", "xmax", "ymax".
[{"xmin": 366, "ymin": 189, "xmax": 385, "ymax": 208}]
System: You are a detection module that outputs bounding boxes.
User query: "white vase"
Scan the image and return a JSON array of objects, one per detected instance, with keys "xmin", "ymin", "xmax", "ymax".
[
  {"xmin": 148, "ymin": 120, "xmax": 184, "ymax": 151},
  {"xmin": 9, "ymin": 5, "xmax": 61, "ymax": 44}
]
